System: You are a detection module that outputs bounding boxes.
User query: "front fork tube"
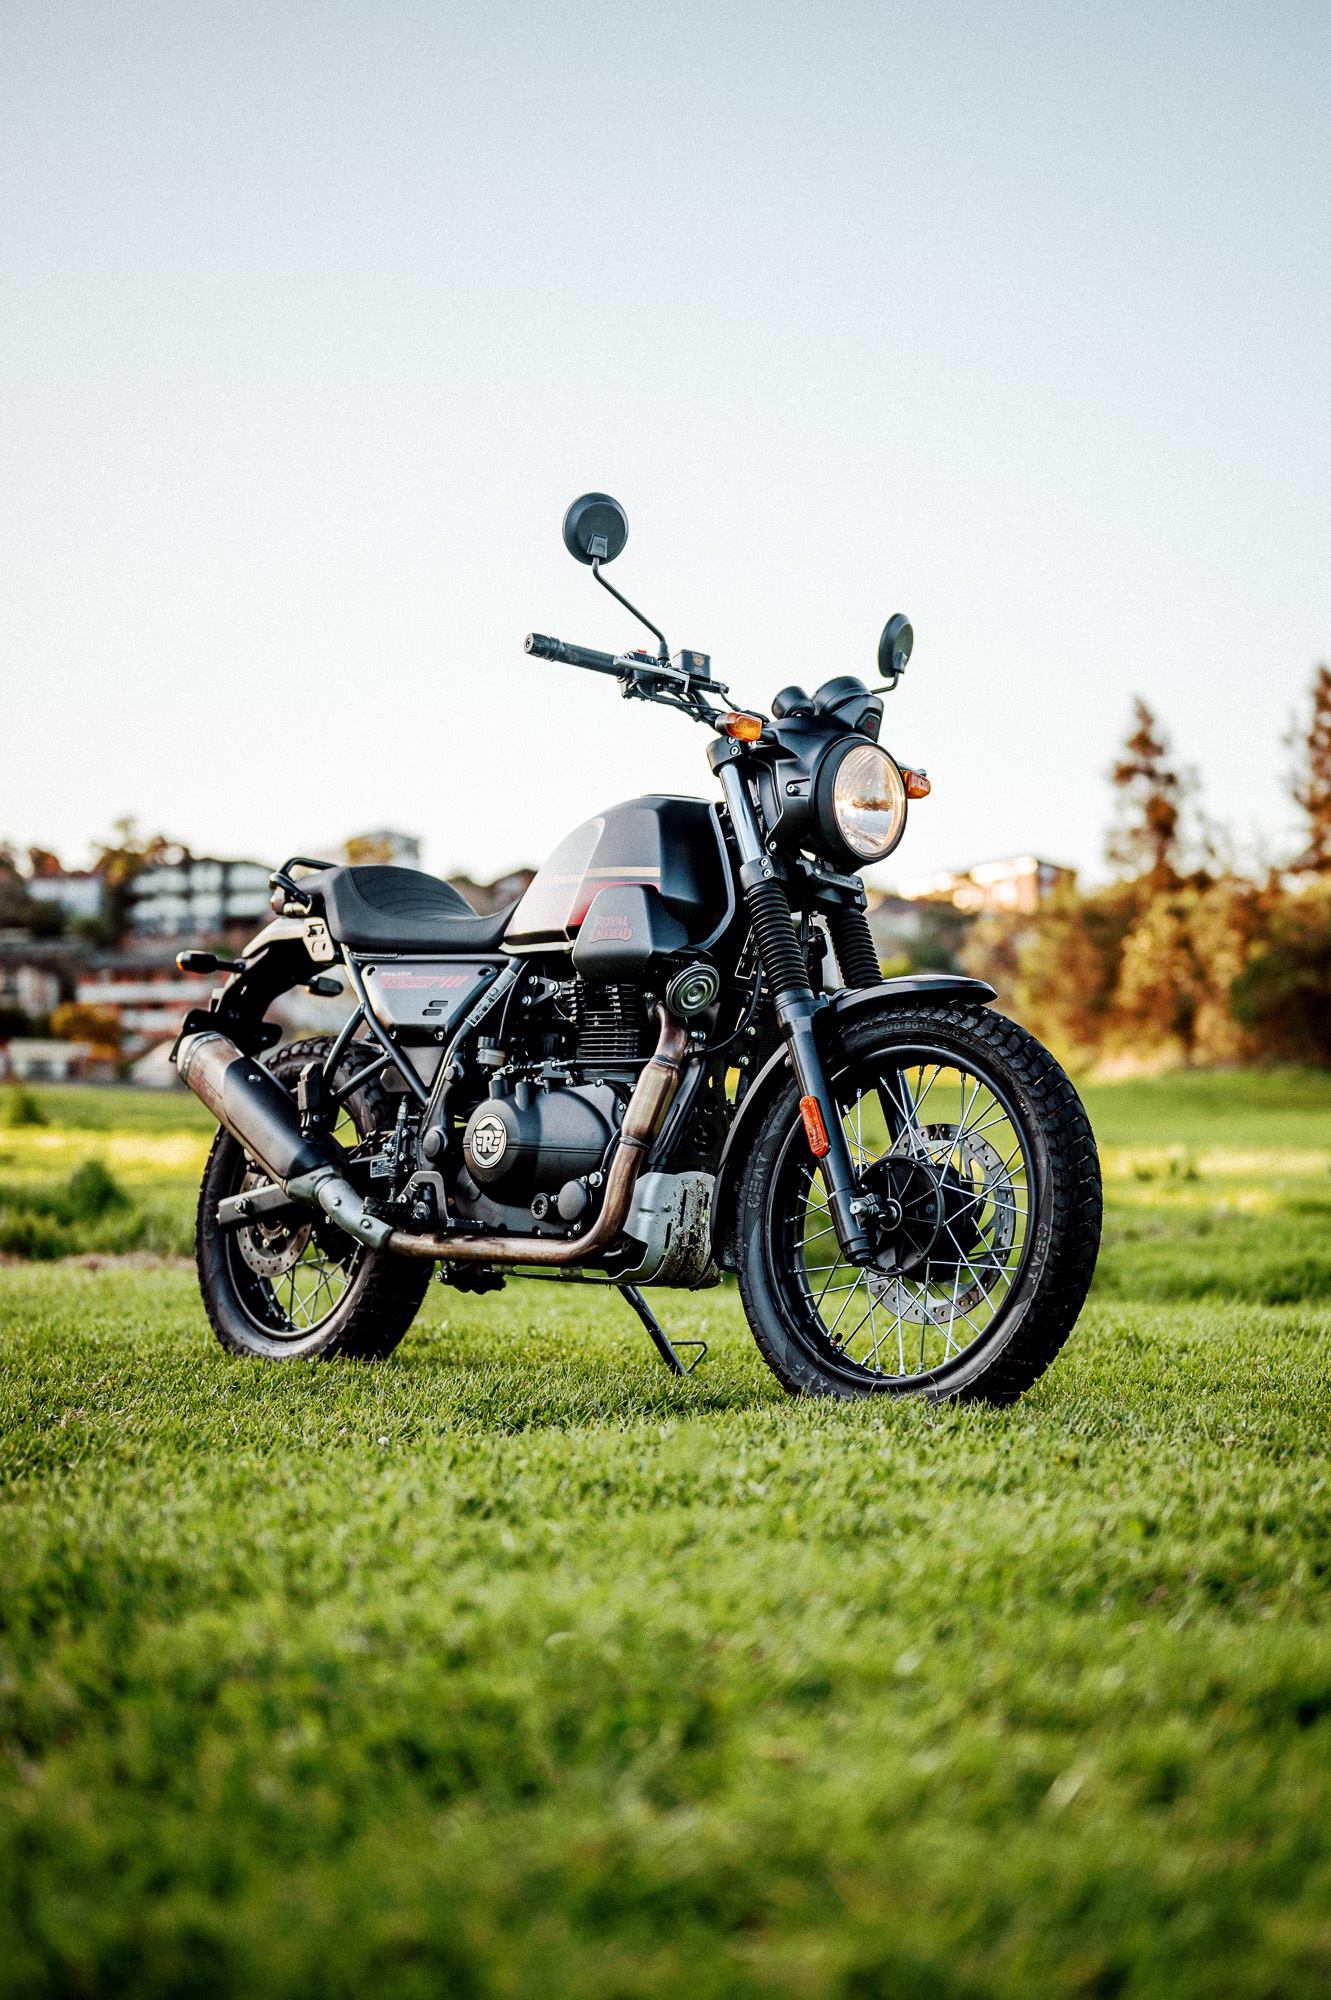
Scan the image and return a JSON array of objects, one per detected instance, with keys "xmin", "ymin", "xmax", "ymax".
[
  {"xmin": 716, "ymin": 752, "xmax": 874, "ymax": 1267},
  {"xmin": 778, "ymin": 995, "xmax": 876, "ymax": 1266}
]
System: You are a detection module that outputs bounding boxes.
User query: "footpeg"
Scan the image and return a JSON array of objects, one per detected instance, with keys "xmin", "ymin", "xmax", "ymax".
[{"xmin": 217, "ymin": 1182, "xmax": 303, "ymax": 1231}]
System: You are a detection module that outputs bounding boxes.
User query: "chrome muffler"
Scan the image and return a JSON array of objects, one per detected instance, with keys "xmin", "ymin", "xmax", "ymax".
[{"xmin": 174, "ymin": 1031, "xmax": 393, "ymax": 1250}]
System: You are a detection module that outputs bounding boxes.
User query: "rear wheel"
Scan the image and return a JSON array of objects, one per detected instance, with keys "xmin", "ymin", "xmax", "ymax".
[
  {"xmin": 196, "ymin": 1036, "xmax": 431, "ymax": 1361},
  {"xmin": 734, "ymin": 1003, "xmax": 1101, "ymax": 1402}
]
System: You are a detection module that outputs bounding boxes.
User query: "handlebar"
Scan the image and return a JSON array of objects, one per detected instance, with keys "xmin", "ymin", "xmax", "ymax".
[{"xmin": 524, "ymin": 632, "xmax": 623, "ymax": 678}]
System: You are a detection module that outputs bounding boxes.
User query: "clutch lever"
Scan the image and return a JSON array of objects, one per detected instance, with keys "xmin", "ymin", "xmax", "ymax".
[{"xmin": 615, "ymin": 653, "xmax": 692, "ymax": 689}]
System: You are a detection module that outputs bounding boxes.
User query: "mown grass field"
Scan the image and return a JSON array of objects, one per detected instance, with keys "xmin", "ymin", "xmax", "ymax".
[{"xmin": 2, "ymin": 1069, "xmax": 1331, "ymax": 1996}]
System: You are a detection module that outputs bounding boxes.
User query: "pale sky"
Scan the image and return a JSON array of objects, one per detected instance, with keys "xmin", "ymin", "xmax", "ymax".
[{"xmin": 2, "ymin": 2, "xmax": 1327, "ymax": 891}]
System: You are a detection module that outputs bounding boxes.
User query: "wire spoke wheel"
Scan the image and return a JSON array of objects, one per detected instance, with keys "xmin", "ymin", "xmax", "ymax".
[
  {"xmin": 226, "ymin": 1117, "xmax": 365, "ymax": 1341},
  {"xmin": 789, "ymin": 1055, "xmax": 1032, "ymax": 1384},
  {"xmin": 734, "ymin": 1003, "xmax": 1101, "ymax": 1403},
  {"xmin": 195, "ymin": 1035, "xmax": 432, "ymax": 1363}
]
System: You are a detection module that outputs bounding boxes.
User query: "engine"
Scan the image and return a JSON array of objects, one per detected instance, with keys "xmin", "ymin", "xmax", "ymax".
[
  {"xmin": 462, "ymin": 1078, "xmax": 618, "ymax": 1203},
  {"xmin": 450, "ymin": 978, "xmax": 650, "ymax": 1230}
]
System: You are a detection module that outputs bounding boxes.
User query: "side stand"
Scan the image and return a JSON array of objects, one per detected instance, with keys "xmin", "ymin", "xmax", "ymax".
[{"xmin": 619, "ymin": 1285, "xmax": 708, "ymax": 1376}]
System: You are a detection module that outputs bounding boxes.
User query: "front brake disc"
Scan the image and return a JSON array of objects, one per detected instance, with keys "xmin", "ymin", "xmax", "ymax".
[{"xmin": 865, "ymin": 1125, "xmax": 1018, "ymax": 1325}]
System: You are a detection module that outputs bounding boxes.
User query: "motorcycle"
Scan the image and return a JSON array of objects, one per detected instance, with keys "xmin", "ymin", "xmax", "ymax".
[{"xmin": 173, "ymin": 492, "xmax": 1102, "ymax": 1401}]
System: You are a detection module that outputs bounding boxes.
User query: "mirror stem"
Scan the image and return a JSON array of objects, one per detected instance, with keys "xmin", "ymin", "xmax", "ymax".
[{"xmin": 591, "ymin": 559, "xmax": 669, "ymax": 661}]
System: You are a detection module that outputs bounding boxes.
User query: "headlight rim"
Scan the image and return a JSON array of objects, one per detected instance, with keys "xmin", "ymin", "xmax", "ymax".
[{"xmin": 812, "ymin": 736, "xmax": 909, "ymax": 871}]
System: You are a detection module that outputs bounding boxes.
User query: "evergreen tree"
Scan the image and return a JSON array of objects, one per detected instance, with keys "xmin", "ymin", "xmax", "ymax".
[
  {"xmin": 1289, "ymin": 663, "xmax": 1331, "ymax": 872},
  {"xmin": 1106, "ymin": 699, "xmax": 1189, "ymax": 887}
]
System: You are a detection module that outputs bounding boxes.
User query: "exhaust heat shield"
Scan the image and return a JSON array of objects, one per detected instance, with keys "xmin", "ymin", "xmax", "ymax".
[{"xmin": 175, "ymin": 1030, "xmax": 392, "ymax": 1250}]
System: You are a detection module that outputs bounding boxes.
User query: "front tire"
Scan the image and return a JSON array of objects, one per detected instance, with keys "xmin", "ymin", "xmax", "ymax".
[
  {"xmin": 196, "ymin": 1036, "xmax": 431, "ymax": 1362},
  {"xmin": 734, "ymin": 1002, "xmax": 1101, "ymax": 1402}
]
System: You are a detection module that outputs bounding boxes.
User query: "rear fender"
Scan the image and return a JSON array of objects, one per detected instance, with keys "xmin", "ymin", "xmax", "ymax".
[
  {"xmin": 708, "ymin": 974, "xmax": 996, "ymax": 1268},
  {"xmin": 172, "ymin": 933, "xmax": 335, "ymax": 1061}
]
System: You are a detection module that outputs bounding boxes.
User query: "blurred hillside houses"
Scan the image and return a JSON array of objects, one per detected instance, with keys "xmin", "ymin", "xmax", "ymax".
[
  {"xmin": 0, "ymin": 826, "xmax": 532, "ymax": 1083},
  {"xmin": 897, "ymin": 855, "xmax": 1075, "ymax": 917},
  {"xmin": 868, "ymin": 855, "xmax": 1074, "ymax": 973},
  {"xmin": 343, "ymin": 828, "xmax": 421, "ymax": 868},
  {"xmin": 126, "ymin": 857, "xmax": 272, "ymax": 939},
  {"xmin": 24, "ymin": 861, "xmax": 104, "ymax": 926}
]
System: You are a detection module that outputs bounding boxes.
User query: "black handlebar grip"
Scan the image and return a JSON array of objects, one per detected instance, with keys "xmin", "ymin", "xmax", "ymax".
[{"xmin": 524, "ymin": 633, "xmax": 621, "ymax": 675}]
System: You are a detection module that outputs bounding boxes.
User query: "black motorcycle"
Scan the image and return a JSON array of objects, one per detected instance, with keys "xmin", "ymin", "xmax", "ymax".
[{"xmin": 173, "ymin": 493, "xmax": 1101, "ymax": 1401}]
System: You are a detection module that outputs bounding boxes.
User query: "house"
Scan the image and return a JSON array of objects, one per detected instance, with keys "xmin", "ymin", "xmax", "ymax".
[
  {"xmin": 342, "ymin": 829, "xmax": 422, "ymax": 868},
  {"xmin": 1, "ymin": 1039, "xmax": 102, "ymax": 1083},
  {"xmin": 126, "ymin": 857, "xmax": 272, "ymax": 940},
  {"xmin": 76, "ymin": 945, "xmax": 217, "ymax": 1056},
  {"xmin": 0, "ymin": 938, "xmax": 86, "ymax": 1025},
  {"xmin": 24, "ymin": 870, "xmax": 105, "ymax": 925},
  {"xmin": 0, "ymin": 957, "xmax": 62, "ymax": 1022},
  {"xmin": 896, "ymin": 855, "xmax": 1075, "ymax": 918}
]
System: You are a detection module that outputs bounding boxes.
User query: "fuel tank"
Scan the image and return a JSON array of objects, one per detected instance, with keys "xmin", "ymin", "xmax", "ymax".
[{"xmin": 502, "ymin": 795, "xmax": 731, "ymax": 954}]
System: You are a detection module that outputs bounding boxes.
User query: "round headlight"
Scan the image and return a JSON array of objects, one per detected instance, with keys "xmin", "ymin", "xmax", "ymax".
[{"xmin": 828, "ymin": 742, "xmax": 908, "ymax": 863}]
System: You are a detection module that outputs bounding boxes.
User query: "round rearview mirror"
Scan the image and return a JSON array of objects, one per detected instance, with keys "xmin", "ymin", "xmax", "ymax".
[
  {"xmin": 563, "ymin": 492, "xmax": 629, "ymax": 566},
  {"xmin": 878, "ymin": 613, "xmax": 914, "ymax": 680}
]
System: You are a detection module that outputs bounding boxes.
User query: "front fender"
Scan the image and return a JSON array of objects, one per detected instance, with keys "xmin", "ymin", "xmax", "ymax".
[{"xmin": 708, "ymin": 973, "xmax": 996, "ymax": 1268}]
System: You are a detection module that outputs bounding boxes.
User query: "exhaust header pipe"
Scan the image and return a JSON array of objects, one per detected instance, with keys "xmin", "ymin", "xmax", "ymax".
[{"xmin": 175, "ymin": 1031, "xmax": 393, "ymax": 1250}]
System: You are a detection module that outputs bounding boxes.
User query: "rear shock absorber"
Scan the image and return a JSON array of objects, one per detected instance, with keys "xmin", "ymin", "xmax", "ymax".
[{"xmin": 827, "ymin": 905, "xmax": 881, "ymax": 989}]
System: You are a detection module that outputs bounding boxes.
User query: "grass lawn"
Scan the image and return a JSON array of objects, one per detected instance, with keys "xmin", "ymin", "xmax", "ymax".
[
  {"xmin": 0, "ymin": 1084, "xmax": 214, "ymax": 1257},
  {"xmin": 1, "ymin": 1071, "xmax": 1331, "ymax": 1996}
]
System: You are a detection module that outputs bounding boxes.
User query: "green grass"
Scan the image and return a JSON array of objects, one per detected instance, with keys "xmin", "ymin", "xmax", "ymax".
[
  {"xmin": 1, "ymin": 1080, "xmax": 217, "ymax": 1134},
  {"xmin": 1085, "ymin": 1068, "xmax": 1331, "ymax": 1305},
  {"xmin": 1080, "ymin": 1066, "xmax": 1331, "ymax": 1151},
  {"xmin": 1, "ymin": 1073, "xmax": 1331, "ymax": 1995},
  {"xmin": 0, "ymin": 1085, "xmax": 210, "ymax": 1258}
]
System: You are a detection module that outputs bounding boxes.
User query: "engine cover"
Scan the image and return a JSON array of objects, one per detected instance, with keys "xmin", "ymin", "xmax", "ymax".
[{"xmin": 462, "ymin": 1079, "xmax": 619, "ymax": 1198}]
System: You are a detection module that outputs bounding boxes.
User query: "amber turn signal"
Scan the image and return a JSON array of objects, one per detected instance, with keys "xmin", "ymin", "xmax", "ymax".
[
  {"xmin": 799, "ymin": 1094, "xmax": 831, "ymax": 1157},
  {"xmin": 902, "ymin": 768, "xmax": 931, "ymax": 799},
  {"xmin": 719, "ymin": 712, "xmax": 764, "ymax": 742}
]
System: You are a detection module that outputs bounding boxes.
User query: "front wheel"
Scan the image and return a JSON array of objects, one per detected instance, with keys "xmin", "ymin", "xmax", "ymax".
[{"xmin": 734, "ymin": 1002, "xmax": 1101, "ymax": 1402}]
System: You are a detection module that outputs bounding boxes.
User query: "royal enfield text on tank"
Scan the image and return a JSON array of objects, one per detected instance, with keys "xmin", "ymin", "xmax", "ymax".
[{"xmin": 172, "ymin": 494, "xmax": 1102, "ymax": 1399}]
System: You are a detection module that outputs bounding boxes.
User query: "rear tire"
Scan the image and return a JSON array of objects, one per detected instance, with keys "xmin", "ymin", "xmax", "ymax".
[
  {"xmin": 734, "ymin": 1002, "xmax": 1101, "ymax": 1403},
  {"xmin": 196, "ymin": 1036, "xmax": 431, "ymax": 1362}
]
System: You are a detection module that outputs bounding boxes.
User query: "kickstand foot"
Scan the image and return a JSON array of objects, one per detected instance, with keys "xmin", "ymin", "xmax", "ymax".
[{"xmin": 619, "ymin": 1285, "xmax": 708, "ymax": 1376}]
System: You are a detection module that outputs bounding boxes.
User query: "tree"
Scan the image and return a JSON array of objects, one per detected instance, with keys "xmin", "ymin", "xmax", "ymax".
[
  {"xmin": 1231, "ymin": 877, "xmax": 1331, "ymax": 1063},
  {"xmin": 90, "ymin": 817, "xmax": 185, "ymax": 888},
  {"xmin": 89, "ymin": 818, "xmax": 189, "ymax": 944},
  {"xmin": 0, "ymin": 844, "xmax": 62, "ymax": 936},
  {"xmin": 1002, "ymin": 880, "xmax": 1144, "ymax": 1068},
  {"xmin": 1106, "ymin": 699, "xmax": 1190, "ymax": 888},
  {"xmin": 50, "ymin": 1001, "xmax": 122, "ymax": 1052},
  {"xmin": 1288, "ymin": 663, "xmax": 1331, "ymax": 873}
]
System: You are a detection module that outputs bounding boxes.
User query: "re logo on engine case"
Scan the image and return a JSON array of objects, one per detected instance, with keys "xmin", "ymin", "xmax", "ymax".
[{"xmin": 468, "ymin": 1114, "xmax": 507, "ymax": 1168}]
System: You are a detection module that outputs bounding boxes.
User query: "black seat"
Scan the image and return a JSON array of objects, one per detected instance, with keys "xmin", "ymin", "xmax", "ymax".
[{"xmin": 301, "ymin": 865, "xmax": 515, "ymax": 954}]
